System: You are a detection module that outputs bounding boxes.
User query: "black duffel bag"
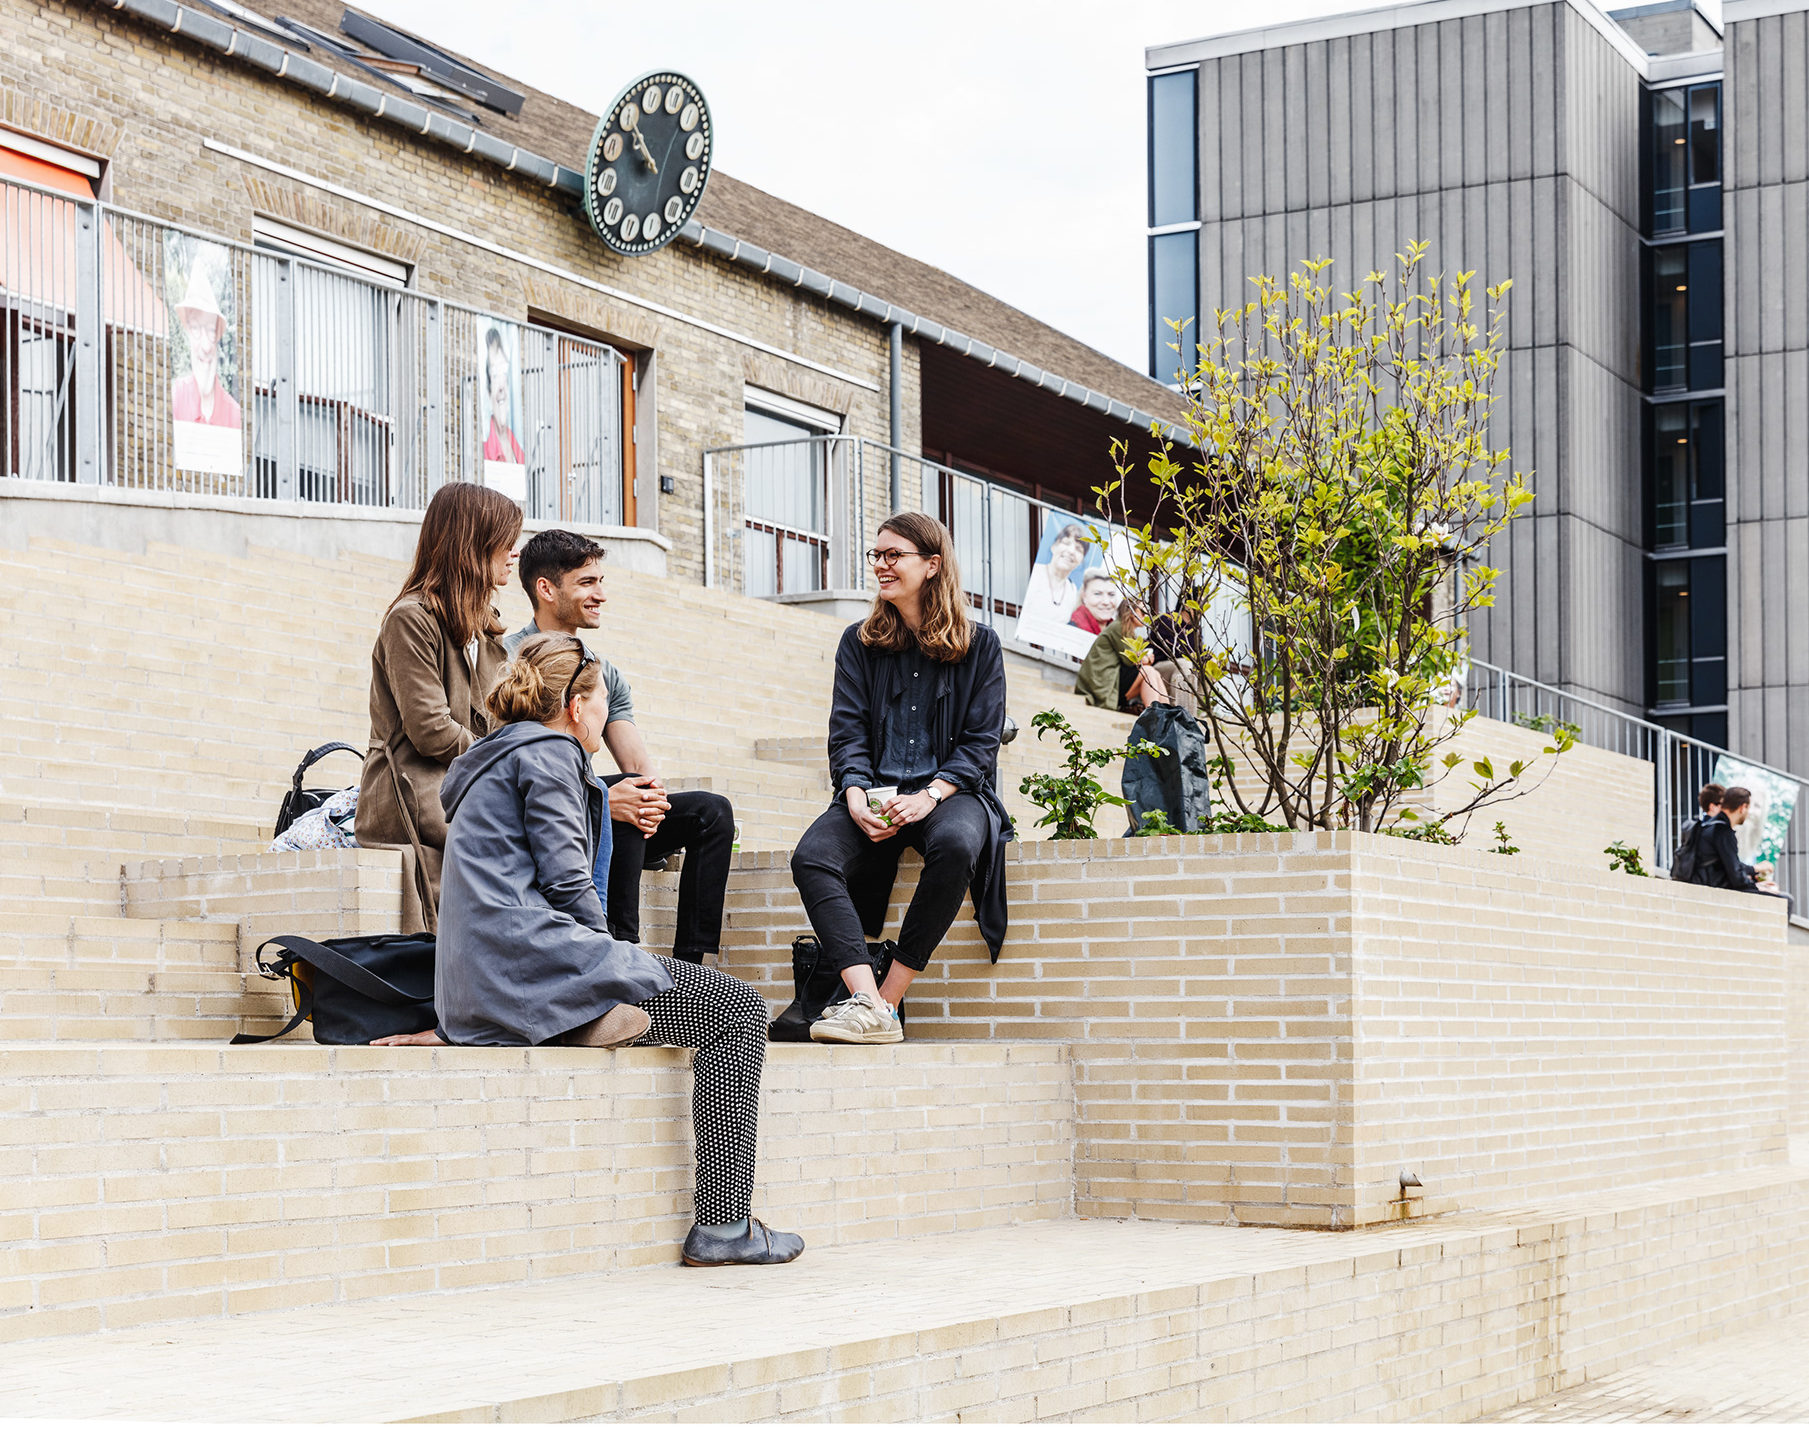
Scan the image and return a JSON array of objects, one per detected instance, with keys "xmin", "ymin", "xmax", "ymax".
[
  {"xmin": 274, "ymin": 742, "xmax": 364, "ymax": 837},
  {"xmin": 768, "ymin": 934, "xmax": 901, "ymax": 1042},
  {"xmin": 231, "ymin": 933, "xmax": 437, "ymax": 1045}
]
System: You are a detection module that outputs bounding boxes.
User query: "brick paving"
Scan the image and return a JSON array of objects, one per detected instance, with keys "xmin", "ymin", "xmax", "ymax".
[{"xmin": 1481, "ymin": 1311, "xmax": 1809, "ymax": 1422}]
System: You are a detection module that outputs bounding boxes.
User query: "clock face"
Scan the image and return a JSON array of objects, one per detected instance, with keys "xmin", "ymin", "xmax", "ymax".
[{"xmin": 584, "ymin": 71, "xmax": 713, "ymax": 257}]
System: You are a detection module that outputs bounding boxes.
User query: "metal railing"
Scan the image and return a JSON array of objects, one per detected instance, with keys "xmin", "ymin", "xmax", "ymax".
[
  {"xmin": 701, "ymin": 433, "xmax": 1097, "ymax": 660},
  {"xmin": 1467, "ymin": 658, "xmax": 1806, "ymax": 911},
  {"xmin": 3, "ymin": 173, "xmax": 624, "ymax": 521}
]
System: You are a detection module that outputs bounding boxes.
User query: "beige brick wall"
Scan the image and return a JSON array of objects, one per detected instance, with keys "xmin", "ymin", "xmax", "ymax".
[
  {"xmin": 0, "ymin": 1042, "xmax": 1072, "ymax": 1341},
  {"xmin": 716, "ymin": 832, "xmax": 1790, "ymax": 1227}
]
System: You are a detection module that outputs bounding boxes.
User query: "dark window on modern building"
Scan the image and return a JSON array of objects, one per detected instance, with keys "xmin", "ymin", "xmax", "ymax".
[
  {"xmin": 1646, "ymin": 241, "xmax": 1722, "ymax": 392},
  {"xmin": 1148, "ymin": 70, "xmax": 1197, "ymax": 229},
  {"xmin": 1648, "ymin": 400, "xmax": 1724, "ymax": 551},
  {"xmin": 1149, "ymin": 231, "xmax": 1197, "ymax": 383},
  {"xmin": 1650, "ymin": 554, "xmax": 1727, "ymax": 712},
  {"xmin": 1646, "ymin": 82, "xmax": 1720, "ymax": 234}
]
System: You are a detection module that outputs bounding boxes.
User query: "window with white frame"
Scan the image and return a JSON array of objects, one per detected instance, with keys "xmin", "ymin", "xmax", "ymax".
[{"xmin": 741, "ymin": 388, "xmax": 839, "ymax": 597}]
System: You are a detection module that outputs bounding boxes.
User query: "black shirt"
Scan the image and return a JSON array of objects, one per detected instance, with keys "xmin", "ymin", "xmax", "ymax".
[{"xmin": 875, "ymin": 641, "xmax": 941, "ymax": 791}]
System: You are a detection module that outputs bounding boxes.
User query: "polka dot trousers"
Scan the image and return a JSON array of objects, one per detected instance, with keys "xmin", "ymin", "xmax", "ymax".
[{"xmin": 632, "ymin": 955, "xmax": 768, "ymax": 1226}]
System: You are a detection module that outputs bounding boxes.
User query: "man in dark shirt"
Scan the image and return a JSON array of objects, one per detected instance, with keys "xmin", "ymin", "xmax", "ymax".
[{"xmin": 1689, "ymin": 785, "xmax": 1792, "ymax": 911}]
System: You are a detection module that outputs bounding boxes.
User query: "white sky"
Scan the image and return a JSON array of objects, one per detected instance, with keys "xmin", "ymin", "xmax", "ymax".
[{"xmin": 367, "ymin": 0, "xmax": 1366, "ymax": 376}]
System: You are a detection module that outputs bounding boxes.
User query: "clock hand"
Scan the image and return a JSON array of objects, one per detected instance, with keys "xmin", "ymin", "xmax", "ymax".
[{"xmin": 630, "ymin": 122, "xmax": 659, "ymax": 174}]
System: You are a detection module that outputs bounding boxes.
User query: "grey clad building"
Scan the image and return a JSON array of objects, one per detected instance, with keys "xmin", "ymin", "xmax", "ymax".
[{"xmin": 1146, "ymin": 0, "xmax": 1807, "ymax": 776}]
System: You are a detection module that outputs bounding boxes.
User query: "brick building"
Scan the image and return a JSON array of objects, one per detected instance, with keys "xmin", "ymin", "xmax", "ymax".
[{"xmin": 2, "ymin": 0, "xmax": 1181, "ymax": 623}]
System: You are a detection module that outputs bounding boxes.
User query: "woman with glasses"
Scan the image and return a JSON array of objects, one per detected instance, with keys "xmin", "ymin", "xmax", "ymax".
[
  {"xmin": 375, "ymin": 634, "xmax": 804, "ymax": 1268},
  {"xmin": 358, "ymin": 482, "xmax": 522, "ymax": 934},
  {"xmin": 790, "ymin": 512, "xmax": 1012, "ymax": 1044}
]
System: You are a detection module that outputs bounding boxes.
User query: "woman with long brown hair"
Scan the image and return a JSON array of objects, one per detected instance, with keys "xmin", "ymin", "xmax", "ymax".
[
  {"xmin": 357, "ymin": 482, "xmax": 523, "ymax": 932},
  {"xmin": 789, "ymin": 512, "xmax": 1013, "ymax": 1044}
]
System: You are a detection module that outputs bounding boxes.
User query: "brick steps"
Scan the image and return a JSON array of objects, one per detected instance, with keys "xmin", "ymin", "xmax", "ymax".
[
  {"xmin": 3, "ymin": 1169, "xmax": 1806, "ymax": 1421},
  {"xmin": 0, "ymin": 1040, "xmax": 1074, "ymax": 1343}
]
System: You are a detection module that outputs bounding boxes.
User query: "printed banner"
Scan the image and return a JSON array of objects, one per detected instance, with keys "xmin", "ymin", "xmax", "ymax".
[
  {"xmin": 165, "ymin": 234, "xmax": 243, "ymax": 476},
  {"xmin": 1710, "ymin": 756, "xmax": 1800, "ymax": 873},
  {"xmin": 1013, "ymin": 512, "xmax": 1129, "ymax": 661},
  {"xmin": 478, "ymin": 318, "xmax": 528, "ymax": 502}
]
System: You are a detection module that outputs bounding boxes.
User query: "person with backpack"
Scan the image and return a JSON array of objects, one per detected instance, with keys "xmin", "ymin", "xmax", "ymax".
[
  {"xmin": 1667, "ymin": 783, "xmax": 1724, "ymax": 883},
  {"xmin": 1683, "ymin": 785, "xmax": 1793, "ymax": 911},
  {"xmin": 373, "ymin": 634, "xmax": 804, "ymax": 1268}
]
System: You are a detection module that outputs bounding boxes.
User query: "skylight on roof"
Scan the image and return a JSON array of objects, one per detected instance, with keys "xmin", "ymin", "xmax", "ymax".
[
  {"xmin": 191, "ymin": 0, "xmax": 296, "ymax": 47},
  {"xmin": 338, "ymin": 9, "xmax": 524, "ymax": 115}
]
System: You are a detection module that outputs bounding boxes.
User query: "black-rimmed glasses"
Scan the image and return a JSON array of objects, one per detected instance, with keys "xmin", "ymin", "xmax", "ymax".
[{"xmin": 865, "ymin": 547, "xmax": 928, "ymax": 567}]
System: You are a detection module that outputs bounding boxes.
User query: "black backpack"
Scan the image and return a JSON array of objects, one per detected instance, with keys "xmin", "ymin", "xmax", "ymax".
[
  {"xmin": 1670, "ymin": 818, "xmax": 1705, "ymax": 882},
  {"xmin": 231, "ymin": 934, "xmax": 437, "ymax": 1045},
  {"xmin": 768, "ymin": 935, "xmax": 901, "ymax": 1042}
]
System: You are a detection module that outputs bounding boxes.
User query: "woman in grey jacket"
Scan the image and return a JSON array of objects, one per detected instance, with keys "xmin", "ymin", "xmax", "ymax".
[{"xmin": 376, "ymin": 634, "xmax": 802, "ymax": 1268}]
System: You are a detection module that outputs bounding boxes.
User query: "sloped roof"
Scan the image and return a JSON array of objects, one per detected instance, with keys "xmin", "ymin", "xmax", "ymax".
[{"xmin": 188, "ymin": 0, "xmax": 1184, "ymax": 424}]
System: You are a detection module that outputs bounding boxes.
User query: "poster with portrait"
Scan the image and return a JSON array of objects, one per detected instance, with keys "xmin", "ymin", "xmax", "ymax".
[
  {"xmin": 1710, "ymin": 756, "xmax": 1800, "ymax": 871},
  {"xmin": 1013, "ymin": 512, "xmax": 1124, "ymax": 661},
  {"xmin": 478, "ymin": 318, "xmax": 528, "ymax": 503},
  {"xmin": 165, "ymin": 234, "xmax": 243, "ymax": 477}
]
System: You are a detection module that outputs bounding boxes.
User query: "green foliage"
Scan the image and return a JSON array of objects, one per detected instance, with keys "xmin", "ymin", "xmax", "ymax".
[
  {"xmin": 1606, "ymin": 841, "xmax": 1649, "ymax": 877},
  {"xmin": 1490, "ymin": 821, "xmax": 1520, "ymax": 856},
  {"xmin": 1017, "ymin": 710, "xmax": 1165, "ymax": 840},
  {"xmin": 1096, "ymin": 245, "xmax": 1565, "ymax": 836},
  {"xmin": 1381, "ymin": 816, "xmax": 1460, "ymax": 845},
  {"xmin": 1131, "ymin": 808, "xmax": 1183, "ymax": 837},
  {"xmin": 1205, "ymin": 810, "xmax": 1288, "ymax": 834},
  {"xmin": 1512, "ymin": 711, "xmax": 1583, "ymax": 740}
]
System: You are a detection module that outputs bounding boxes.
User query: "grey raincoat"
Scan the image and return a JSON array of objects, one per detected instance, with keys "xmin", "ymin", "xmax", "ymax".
[{"xmin": 435, "ymin": 721, "xmax": 674, "ymax": 1046}]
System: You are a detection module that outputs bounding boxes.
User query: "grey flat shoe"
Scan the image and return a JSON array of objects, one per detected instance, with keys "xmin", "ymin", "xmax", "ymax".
[{"xmin": 681, "ymin": 1218, "xmax": 805, "ymax": 1267}]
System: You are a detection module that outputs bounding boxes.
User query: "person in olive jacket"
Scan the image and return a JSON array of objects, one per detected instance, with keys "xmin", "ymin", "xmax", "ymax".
[
  {"xmin": 356, "ymin": 482, "xmax": 521, "ymax": 933},
  {"xmin": 791, "ymin": 512, "xmax": 1013, "ymax": 1045}
]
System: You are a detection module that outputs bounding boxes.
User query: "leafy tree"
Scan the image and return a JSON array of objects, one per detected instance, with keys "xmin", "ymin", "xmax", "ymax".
[{"xmin": 1097, "ymin": 245, "xmax": 1569, "ymax": 835}]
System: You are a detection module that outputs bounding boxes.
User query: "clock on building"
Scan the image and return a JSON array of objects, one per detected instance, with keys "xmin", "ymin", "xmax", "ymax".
[{"xmin": 583, "ymin": 72, "xmax": 714, "ymax": 257}]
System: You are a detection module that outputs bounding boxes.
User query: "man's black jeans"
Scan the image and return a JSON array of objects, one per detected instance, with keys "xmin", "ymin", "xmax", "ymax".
[
  {"xmin": 790, "ymin": 793, "xmax": 988, "ymax": 974},
  {"xmin": 605, "ymin": 787, "xmax": 735, "ymax": 963}
]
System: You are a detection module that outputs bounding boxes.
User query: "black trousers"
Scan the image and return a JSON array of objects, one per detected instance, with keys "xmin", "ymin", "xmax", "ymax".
[
  {"xmin": 790, "ymin": 793, "xmax": 988, "ymax": 974},
  {"xmin": 606, "ymin": 789, "xmax": 734, "ymax": 963}
]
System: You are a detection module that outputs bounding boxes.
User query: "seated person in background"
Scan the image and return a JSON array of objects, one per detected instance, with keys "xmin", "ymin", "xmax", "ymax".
[
  {"xmin": 506, "ymin": 529, "xmax": 734, "ymax": 966},
  {"xmin": 1147, "ymin": 603, "xmax": 1203, "ymax": 720},
  {"xmin": 1689, "ymin": 785, "xmax": 1793, "ymax": 911},
  {"xmin": 376, "ymin": 636, "xmax": 802, "ymax": 1267},
  {"xmin": 1075, "ymin": 598, "xmax": 1170, "ymax": 713},
  {"xmin": 790, "ymin": 513, "xmax": 1012, "ymax": 1046},
  {"xmin": 358, "ymin": 482, "xmax": 522, "ymax": 933},
  {"xmin": 1068, "ymin": 572, "xmax": 1122, "ymax": 636}
]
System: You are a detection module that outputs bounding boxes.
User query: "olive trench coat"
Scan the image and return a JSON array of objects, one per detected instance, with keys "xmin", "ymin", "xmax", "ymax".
[{"xmin": 355, "ymin": 594, "xmax": 506, "ymax": 933}]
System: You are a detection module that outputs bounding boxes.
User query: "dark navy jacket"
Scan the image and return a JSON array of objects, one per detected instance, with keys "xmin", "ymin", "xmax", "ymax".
[
  {"xmin": 826, "ymin": 620, "xmax": 1014, "ymax": 960},
  {"xmin": 1691, "ymin": 812, "xmax": 1759, "ymax": 893}
]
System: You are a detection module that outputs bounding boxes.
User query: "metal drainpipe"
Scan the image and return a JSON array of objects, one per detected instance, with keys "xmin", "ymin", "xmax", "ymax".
[{"xmin": 888, "ymin": 320, "xmax": 903, "ymax": 512}]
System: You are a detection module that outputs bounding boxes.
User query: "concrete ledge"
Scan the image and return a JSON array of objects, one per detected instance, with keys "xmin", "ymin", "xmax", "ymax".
[{"xmin": 0, "ymin": 478, "xmax": 671, "ymax": 575}]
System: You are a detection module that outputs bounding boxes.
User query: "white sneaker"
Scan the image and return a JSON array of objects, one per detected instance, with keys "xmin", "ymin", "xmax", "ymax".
[{"xmin": 809, "ymin": 991, "xmax": 903, "ymax": 1045}]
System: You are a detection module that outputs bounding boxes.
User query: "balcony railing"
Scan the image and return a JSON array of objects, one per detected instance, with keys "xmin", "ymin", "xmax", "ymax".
[{"xmin": 2, "ymin": 174, "xmax": 624, "ymax": 520}]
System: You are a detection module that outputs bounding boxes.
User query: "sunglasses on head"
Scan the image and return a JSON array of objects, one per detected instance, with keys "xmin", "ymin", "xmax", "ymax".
[{"xmin": 562, "ymin": 636, "xmax": 596, "ymax": 710}]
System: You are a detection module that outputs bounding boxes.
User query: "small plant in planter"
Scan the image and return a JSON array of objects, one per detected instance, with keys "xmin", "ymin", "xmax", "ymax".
[
  {"xmin": 1131, "ymin": 808, "xmax": 1183, "ymax": 837},
  {"xmin": 1381, "ymin": 814, "xmax": 1460, "ymax": 845},
  {"xmin": 1606, "ymin": 841, "xmax": 1649, "ymax": 877},
  {"xmin": 1490, "ymin": 821, "xmax": 1520, "ymax": 856},
  {"xmin": 1017, "ymin": 710, "xmax": 1164, "ymax": 840}
]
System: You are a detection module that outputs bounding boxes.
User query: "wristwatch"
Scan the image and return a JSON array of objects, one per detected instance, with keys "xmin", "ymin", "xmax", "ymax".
[{"xmin": 924, "ymin": 786, "xmax": 945, "ymax": 805}]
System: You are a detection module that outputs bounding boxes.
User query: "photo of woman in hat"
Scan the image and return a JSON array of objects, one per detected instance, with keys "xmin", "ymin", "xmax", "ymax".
[{"xmin": 168, "ymin": 247, "xmax": 240, "ymax": 430}]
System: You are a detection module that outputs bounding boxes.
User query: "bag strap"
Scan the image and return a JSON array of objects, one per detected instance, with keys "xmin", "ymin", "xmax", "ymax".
[
  {"xmin": 252, "ymin": 935, "xmax": 426, "ymax": 1007},
  {"xmin": 230, "ymin": 977, "xmax": 313, "ymax": 1045},
  {"xmin": 290, "ymin": 742, "xmax": 362, "ymax": 792}
]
